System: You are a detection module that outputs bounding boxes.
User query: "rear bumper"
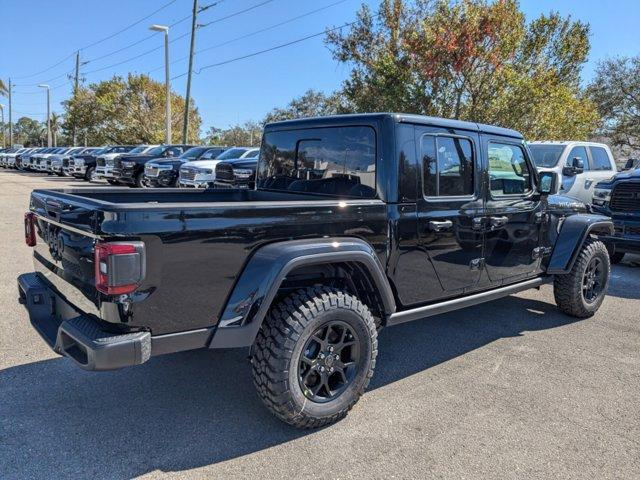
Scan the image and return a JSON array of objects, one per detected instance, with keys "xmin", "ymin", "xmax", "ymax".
[
  {"xmin": 18, "ymin": 272, "xmax": 214, "ymax": 370},
  {"xmin": 18, "ymin": 272, "xmax": 151, "ymax": 371}
]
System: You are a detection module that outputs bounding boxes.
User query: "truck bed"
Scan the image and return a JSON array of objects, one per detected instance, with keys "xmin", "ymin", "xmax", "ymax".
[{"xmin": 29, "ymin": 187, "xmax": 388, "ymax": 336}]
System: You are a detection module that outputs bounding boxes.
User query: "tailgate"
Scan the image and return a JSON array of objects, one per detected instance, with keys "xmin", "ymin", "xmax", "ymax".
[{"xmin": 29, "ymin": 190, "xmax": 101, "ymax": 315}]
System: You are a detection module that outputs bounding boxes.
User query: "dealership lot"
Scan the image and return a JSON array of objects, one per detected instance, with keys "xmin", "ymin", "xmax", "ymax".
[{"xmin": 0, "ymin": 169, "xmax": 638, "ymax": 479}]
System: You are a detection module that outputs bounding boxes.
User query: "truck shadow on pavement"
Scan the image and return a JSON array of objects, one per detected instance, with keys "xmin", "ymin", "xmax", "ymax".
[{"xmin": 0, "ymin": 293, "xmax": 594, "ymax": 479}]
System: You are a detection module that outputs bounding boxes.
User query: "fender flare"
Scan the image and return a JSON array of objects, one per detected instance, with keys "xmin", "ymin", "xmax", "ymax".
[
  {"xmin": 209, "ymin": 237, "xmax": 396, "ymax": 349},
  {"xmin": 546, "ymin": 214, "xmax": 613, "ymax": 275}
]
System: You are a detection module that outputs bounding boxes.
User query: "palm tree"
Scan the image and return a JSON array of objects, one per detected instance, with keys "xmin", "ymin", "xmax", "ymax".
[
  {"xmin": 0, "ymin": 79, "xmax": 8, "ymax": 97},
  {"xmin": 50, "ymin": 112, "xmax": 61, "ymax": 147}
]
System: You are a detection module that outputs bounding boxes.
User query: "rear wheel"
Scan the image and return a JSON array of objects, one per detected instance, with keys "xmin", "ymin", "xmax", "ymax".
[
  {"xmin": 84, "ymin": 166, "xmax": 97, "ymax": 181},
  {"xmin": 251, "ymin": 286, "xmax": 377, "ymax": 428},
  {"xmin": 554, "ymin": 239, "xmax": 610, "ymax": 318}
]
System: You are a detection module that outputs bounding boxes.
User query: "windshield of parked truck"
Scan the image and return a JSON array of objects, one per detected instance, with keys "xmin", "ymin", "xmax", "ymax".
[
  {"xmin": 258, "ymin": 126, "xmax": 377, "ymax": 198},
  {"xmin": 216, "ymin": 147, "xmax": 249, "ymax": 160},
  {"xmin": 145, "ymin": 146, "xmax": 166, "ymax": 156},
  {"xmin": 179, "ymin": 146, "xmax": 209, "ymax": 159},
  {"xmin": 128, "ymin": 146, "xmax": 149, "ymax": 154},
  {"xmin": 529, "ymin": 144, "xmax": 566, "ymax": 168}
]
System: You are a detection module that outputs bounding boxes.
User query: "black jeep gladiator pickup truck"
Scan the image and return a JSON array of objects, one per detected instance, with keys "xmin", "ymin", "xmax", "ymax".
[{"xmin": 18, "ymin": 113, "xmax": 613, "ymax": 428}]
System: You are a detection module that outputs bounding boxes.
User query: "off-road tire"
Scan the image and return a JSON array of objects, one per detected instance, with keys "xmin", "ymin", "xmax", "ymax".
[
  {"xmin": 554, "ymin": 239, "xmax": 610, "ymax": 318},
  {"xmin": 251, "ymin": 286, "xmax": 378, "ymax": 428}
]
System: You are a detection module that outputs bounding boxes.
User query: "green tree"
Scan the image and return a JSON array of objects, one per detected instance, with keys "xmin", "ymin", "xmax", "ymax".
[
  {"xmin": 588, "ymin": 56, "xmax": 640, "ymax": 156},
  {"xmin": 13, "ymin": 117, "xmax": 45, "ymax": 146},
  {"xmin": 263, "ymin": 89, "xmax": 344, "ymax": 123},
  {"xmin": 325, "ymin": 0, "xmax": 599, "ymax": 140},
  {"xmin": 62, "ymin": 74, "xmax": 202, "ymax": 145},
  {"xmin": 204, "ymin": 121, "xmax": 262, "ymax": 147},
  {"xmin": 49, "ymin": 112, "xmax": 62, "ymax": 147}
]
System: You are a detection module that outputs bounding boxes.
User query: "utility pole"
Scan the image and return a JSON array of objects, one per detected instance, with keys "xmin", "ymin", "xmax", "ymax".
[
  {"xmin": 183, "ymin": 0, "xmax": 198, "ymax": 144},
  {"xmin": 73, "ymin": 50, "xmax": 80, "ymax": 146},
  {"xmin": 0, "ymin": 104, "xmax": 5, "ymax": 148},
  {"xmin": 8, "ymin": 78, "xmax": 12, "ymax": 147}
]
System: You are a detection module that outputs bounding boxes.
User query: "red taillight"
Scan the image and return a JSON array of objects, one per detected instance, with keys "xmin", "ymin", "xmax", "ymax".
[
  {"xmin": 94, "ymin": 241, "xmax": 145, "ymax": 295},
  {"xmin": 24, "ymin": 212, "xmax": 36, "ymax": 247}
]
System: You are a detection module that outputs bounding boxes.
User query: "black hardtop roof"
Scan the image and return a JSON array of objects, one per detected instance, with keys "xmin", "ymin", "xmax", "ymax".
[{"xmin": 265, "ymin": 113, "xmax": 523, "ymax": 139}]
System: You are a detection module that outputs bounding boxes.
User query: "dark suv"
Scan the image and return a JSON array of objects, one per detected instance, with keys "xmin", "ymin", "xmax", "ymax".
[{"xmin": 113, "ymin": 144, "xmax": 194, "ymax": 187}]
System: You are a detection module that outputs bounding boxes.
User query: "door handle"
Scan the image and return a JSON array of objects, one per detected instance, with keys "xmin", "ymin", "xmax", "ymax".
[
  {"xmin": 429, "ymin": 220, "xmax": 453, "ymax": 232},
  {"xmin": 490, "ymin": 216, "xmax": 509, "ymax": 228}
]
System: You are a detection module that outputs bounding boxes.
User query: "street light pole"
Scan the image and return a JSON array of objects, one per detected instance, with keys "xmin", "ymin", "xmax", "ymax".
[
  {"xmin": 38, "ymin": 84, "xmax": 51, "ymax": 147},
  {"xmin": 0, "ymin": 104, "xmax": 5, "ymax": 148},
  {"xmin": 150, "ymin": 24, "xmax": 171, "ymax": 144}
]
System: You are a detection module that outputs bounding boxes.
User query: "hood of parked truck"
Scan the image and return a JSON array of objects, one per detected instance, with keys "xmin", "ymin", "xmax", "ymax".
[
  {"xmin": 147, "ymin": 158, "xmax": 186, "ymax": 168},
  {"xmin": 221, "ymin": 158, "xmax": 258, "ymax": 170},
  {"xmin": 181, "ymin": 159, "xmax": 222, "ymax": 170},
  {"xmin": 117, "ymin": 154, "xmax": 163, "ymax": 163}
]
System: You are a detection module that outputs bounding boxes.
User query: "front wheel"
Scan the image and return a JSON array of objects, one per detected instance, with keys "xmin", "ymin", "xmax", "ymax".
[
  {"xmin": 554, "ymin": 239, "xmax": 610, "ymax": 318},
  {"xmin": 106, "ymin": 179, "xmax": 119, "ymax": 186},
  {"xmin": 251, "ymin": 286, "xmax": 378, "ymax": 428}
]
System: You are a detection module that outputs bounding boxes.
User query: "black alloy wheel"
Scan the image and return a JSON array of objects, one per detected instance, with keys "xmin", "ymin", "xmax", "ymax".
[
  {"xmin": 582, "ymin": 256, "xmax": 606, "ymax": 303},
  {"xmin": 298, "ymin": 321, "xmax": 360, "ymax": 403}
]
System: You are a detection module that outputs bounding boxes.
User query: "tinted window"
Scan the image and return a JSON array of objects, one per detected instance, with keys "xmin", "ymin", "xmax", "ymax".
[
  {"xmin": 422, "ymin": 135, "xmax": 474, "ymax": 197},
  {"xmin": 180, "ymin": 147, "xmax": 208, "ymax": 159},
  {"xmin": 166, "ymin": 147, "xmax": 182, "ymax": 157},
  {"xmin": 258, "ymin": 126, "xmax": 376, "ymax": 198},
  {"xmin": 217, "ymin": 148, "xmax": 249, "ymax": 160},
  {"xmin": 201, "ymin": 148, "xmax": 225, "ymax": 159},
  {"xmin": 566, "ymin": 146, "xmax": 589, "ymax": 170},
  {"xmin": 488, "ymin": 142, "xmax": 532, "ymax": 196},
  {"xmin": 244, "ymin": 149, "xmax": 259, "ymax": 158},
  {"xmin": 590, "ymin": 147, "xmax": 613, "ymax": 171},
  {"xmin": 529, "ymin": 144, "xmax": 565, "ymax": 167}
]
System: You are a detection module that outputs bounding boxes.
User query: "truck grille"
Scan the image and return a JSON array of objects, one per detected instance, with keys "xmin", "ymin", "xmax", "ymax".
[
  {"xmin": 215, "ymin": 163, "xmax": 234, "ymax": 183},
  {"xmin": 180, "ymin": 168, "xmax": 197, "ymax": 181},
  {"xmin": 610, "ymin": 182, "xmax": 640, "ymax": 213},
  {"xmin": 145, "ymin": 166, "xmax": 159, "ymax": 177},
  {"xmin": 63, "ymin": 158, "xmax": 70, "ymax": 167}
]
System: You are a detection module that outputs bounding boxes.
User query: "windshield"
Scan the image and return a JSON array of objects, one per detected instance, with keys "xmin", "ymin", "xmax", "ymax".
[
  {"xmin": 145, "ymin": 146, "xmax": 166, "ymax": 156},
  {"xmin": 216, "ymin": 148, "xmax": 249, "ymax": 160},
  {"xmin": 529, "ymin": 144, "xmax": 566, "ymax": 168},
  {"xmin": 179, "ymin": 146, "xmax": 208, "ymax": 159},
  {"xmin": 128, "ymin": 146, "xmax": 149, "ymax": 154}
]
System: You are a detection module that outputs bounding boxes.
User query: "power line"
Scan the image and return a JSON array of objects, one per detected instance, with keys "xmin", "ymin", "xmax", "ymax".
[
  {"xmin": 148, "ymin": 0, "xmax": 346, "ymax": 75},
  {"xmin": 172, "ymin": 18, "xmax": 359, "ymax": 80},
  {"xmin": 84, "ymin": 0, "xmax": 277, "ymax": 78},
  {"xmin": 11, "ymin": 0, "xmax": 178, "ymax": 80}
]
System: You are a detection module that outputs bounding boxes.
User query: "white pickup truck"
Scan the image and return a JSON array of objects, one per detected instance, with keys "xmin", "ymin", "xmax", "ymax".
[{"xmin": 529, "ymin": 141, "xmax": 617, "ymax": 204}]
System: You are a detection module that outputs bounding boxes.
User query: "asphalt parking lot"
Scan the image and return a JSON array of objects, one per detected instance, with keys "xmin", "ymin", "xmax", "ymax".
[{"xmin": 0, "ymin": 169, "xmax": 638, "ymax": 479}]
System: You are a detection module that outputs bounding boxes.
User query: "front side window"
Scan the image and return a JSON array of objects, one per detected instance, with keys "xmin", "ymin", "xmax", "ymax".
[
  {"xmin": 258, "ymin": 126, "xmax": 376, "ymax": 198},
  {"xmin": 566, "ymin": 146, "xmax": 590, "ymax": 170},
  {"xmin": 422, "ymin": 135, "xmax": 474, "ymax": 197},
  {"xmin": 488, "ymin": 142, "xmax": 533, "ymax": 196},
  {"xmin": 589, "ymin": 147, "xmax": 613, "ymax": 171},
  {"xmin": 216, "ymin": 148, "xmax": 249, "ymax": 160}
]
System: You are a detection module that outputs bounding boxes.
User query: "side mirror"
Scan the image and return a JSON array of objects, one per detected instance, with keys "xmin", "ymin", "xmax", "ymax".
[
  {"xmin": 539, "ymin": 172, "xmax": 557, "ymax": 196},
  {"xmin": 164, "ymin": 151, "xmax": 173, "ymax": 157}
]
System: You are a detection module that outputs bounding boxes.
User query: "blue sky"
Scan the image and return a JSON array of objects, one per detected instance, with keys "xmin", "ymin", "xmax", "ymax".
[{"xmin": 2, "ymin": 0, "xmax": 639, "ymax": 133}]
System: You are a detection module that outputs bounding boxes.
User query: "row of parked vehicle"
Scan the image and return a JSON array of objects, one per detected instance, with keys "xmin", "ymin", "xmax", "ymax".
[{"xmin": 0, "ymin": 144, "xmax": 261, "ymax": 189}]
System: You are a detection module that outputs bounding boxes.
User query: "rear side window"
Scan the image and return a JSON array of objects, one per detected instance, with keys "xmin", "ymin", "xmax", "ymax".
[
  {"xmin": 589, "ymin": 147, "xmax": 613, "ymax": 171},
  {"xmin": 258, "ymin": 126, "xmax": 376, "ymax": 198},
  {"xmin": 488, "ymin": 142, "xmax": 533, "ymax": 196},
  {"xmin": 421, "ymin": 135, "xmax": 474, "ymax": 197}
]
